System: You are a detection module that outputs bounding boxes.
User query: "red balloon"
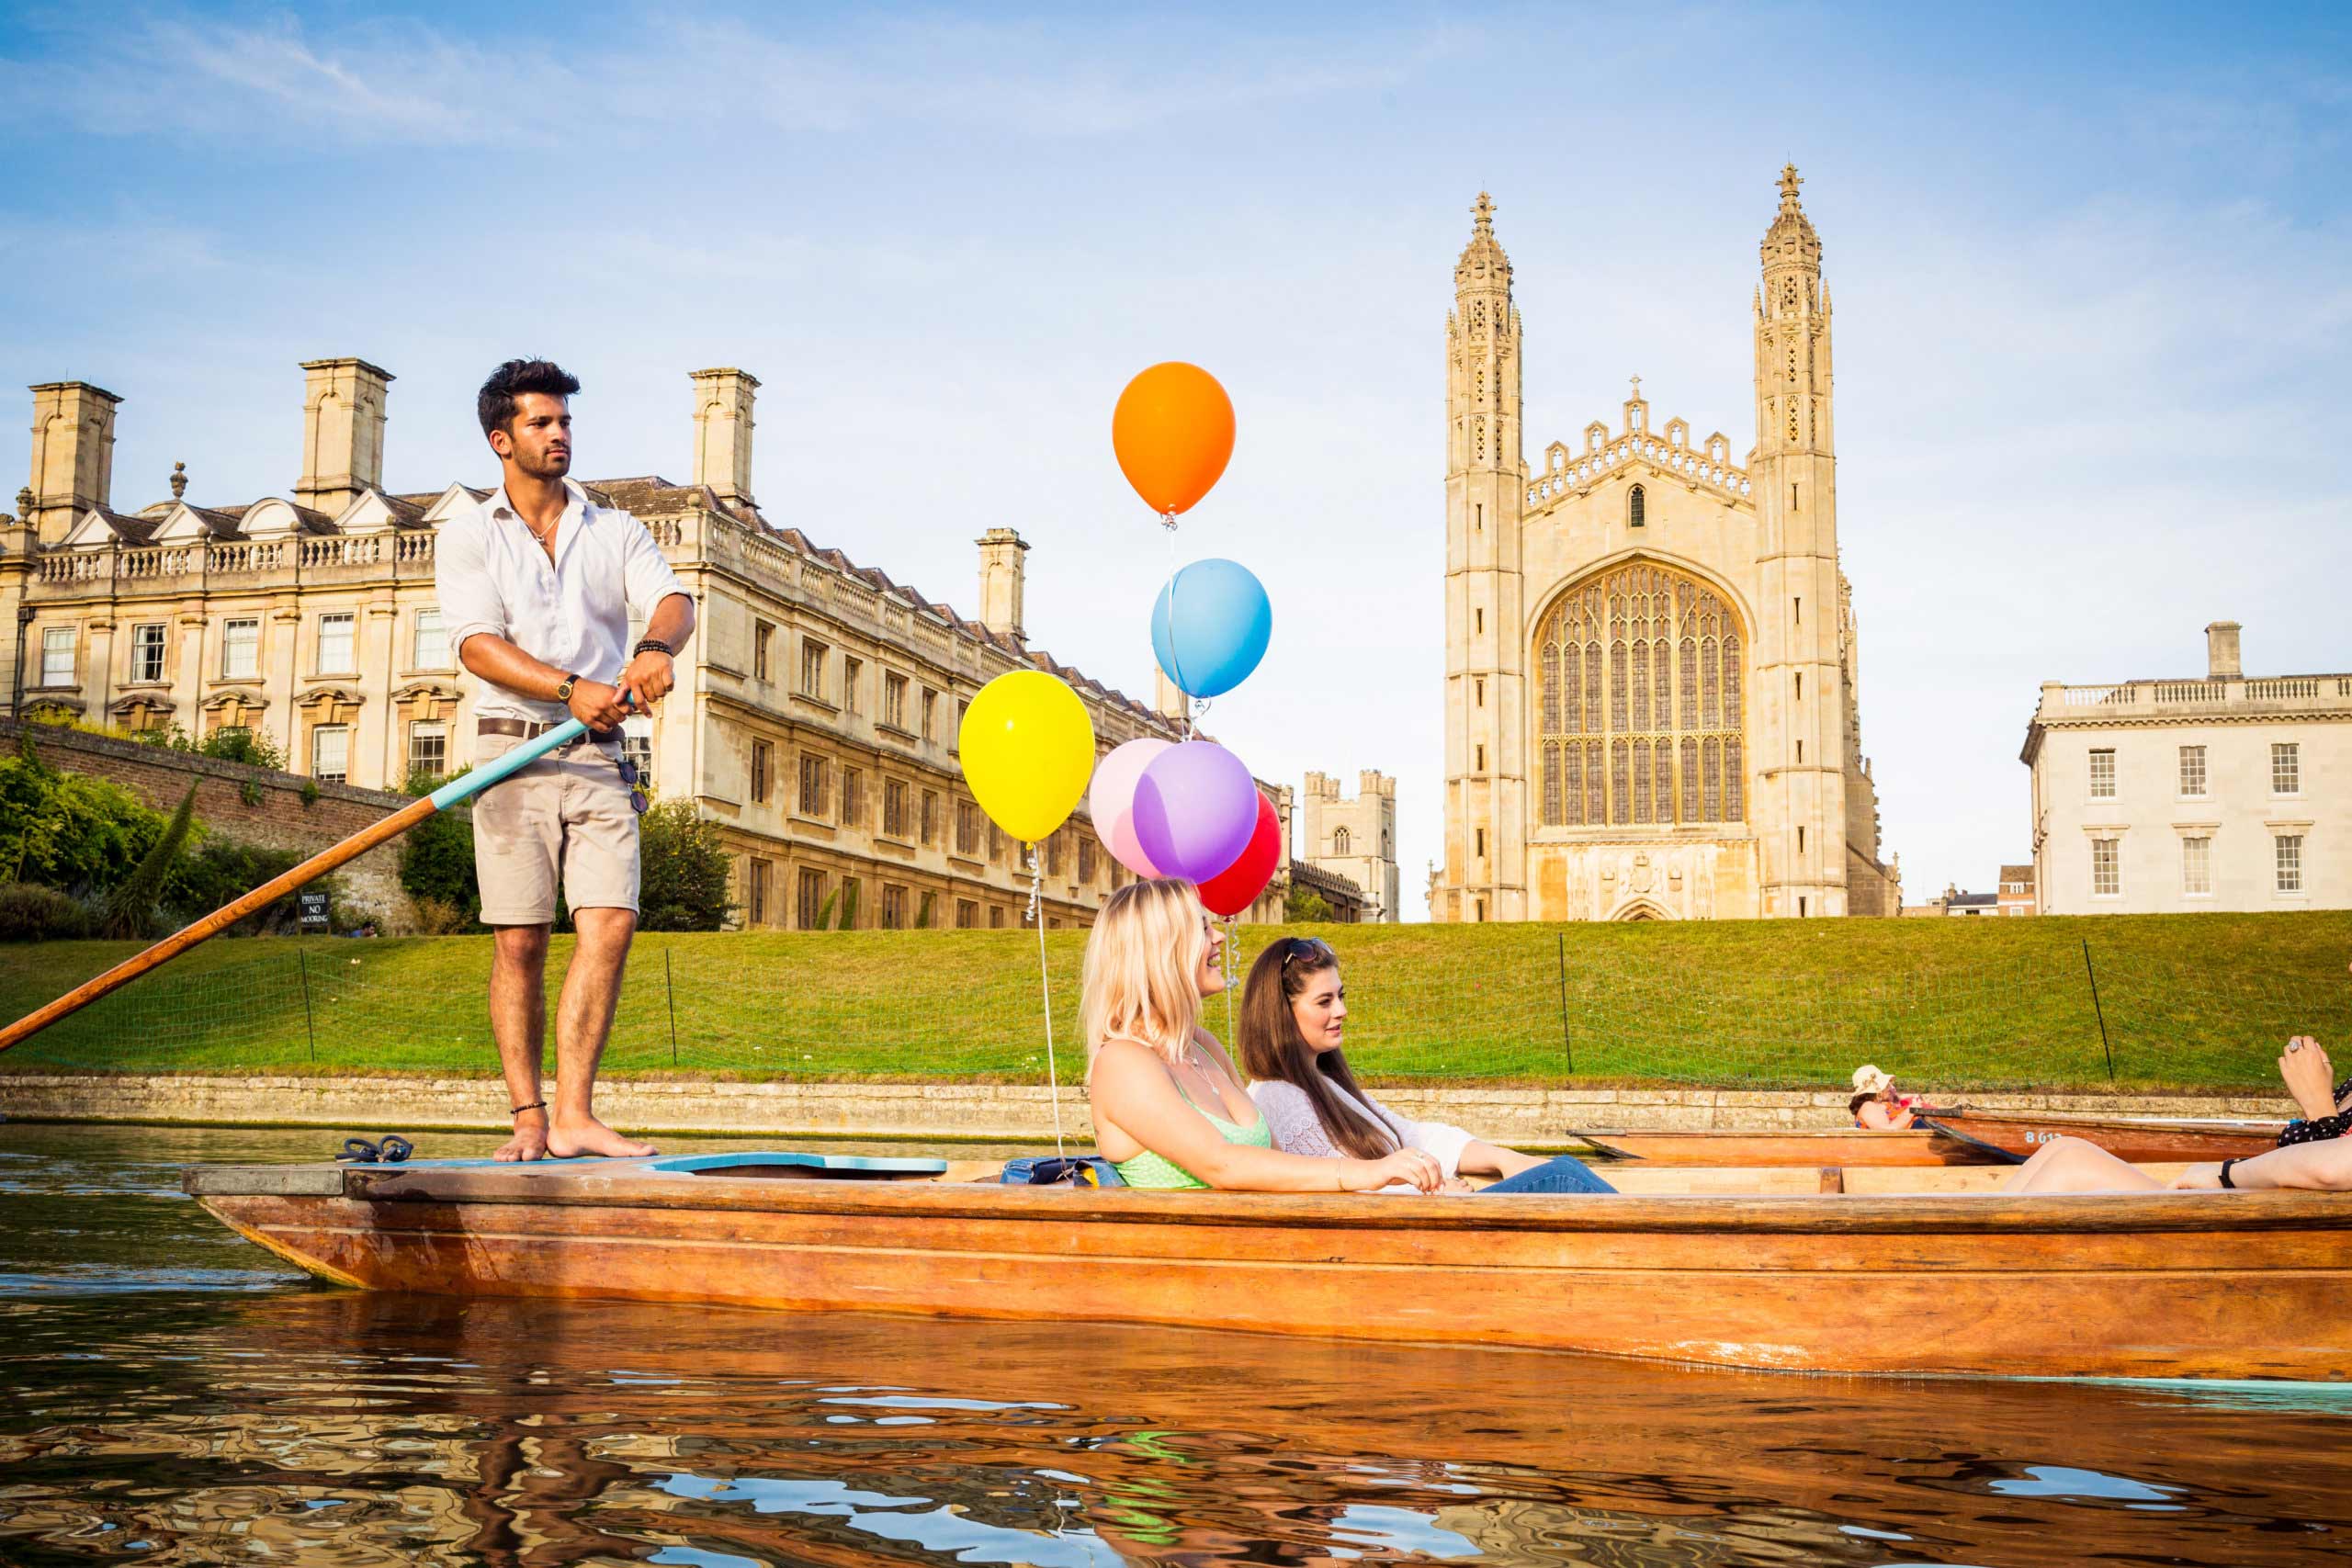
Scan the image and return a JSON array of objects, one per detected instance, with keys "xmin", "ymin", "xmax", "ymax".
[{"xmin": 1197, "ymin": 792, "xmax": 1282, "ymax": 919}]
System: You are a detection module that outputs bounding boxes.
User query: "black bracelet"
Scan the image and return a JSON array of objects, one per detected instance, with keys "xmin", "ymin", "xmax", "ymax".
[
  {"xmin": 2219, "ymin": 1157, "xmax": 2239, "ymax": 1189},
  {"xmin": 633, "ymin": 638, "xmax": 672, "ymax": 657},
  {"xmin": 512, "ymin": 1100, "xmax": 548, "ymax": 1118}
]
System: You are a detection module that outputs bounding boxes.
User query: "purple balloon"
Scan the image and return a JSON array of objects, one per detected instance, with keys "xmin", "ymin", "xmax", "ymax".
[{"xmin": 1132, "ymin": 741, "xmax": 1258, "ymax": 884}]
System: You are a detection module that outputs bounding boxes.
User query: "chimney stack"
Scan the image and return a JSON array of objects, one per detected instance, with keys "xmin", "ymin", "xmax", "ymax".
[
  {"xmin": 1152, "ymin": 666, "xmax": 1191, "ymax": 728},
  {"xmin": 27, "ymin": 380, "xmax": 122, "ymax": 543},
  {"xmin": 689, "ymin": 367, "xmax": 758, "ymax": 508},
  {"xmin": 2205, "ymin": 620, "xmax": 2242, "ymax": 681},
  {"xmin": 975, "ymin": 527, "xmax": 1028, "ymax": 640},
  {"xmin": 295, "ymin": 358, "xmax": 393, "ymax": 517}
]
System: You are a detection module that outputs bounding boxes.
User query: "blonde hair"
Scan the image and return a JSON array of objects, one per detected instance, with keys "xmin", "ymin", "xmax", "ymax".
[{"xmin": 1080, "ymin": 878, "xmax": 1206, "ymax": 1066}]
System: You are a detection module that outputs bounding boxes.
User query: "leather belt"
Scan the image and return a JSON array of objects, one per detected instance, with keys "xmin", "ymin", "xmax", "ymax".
[{"xmin": 478, "ymin": 717, "xmax": 620, "ymax": 744}]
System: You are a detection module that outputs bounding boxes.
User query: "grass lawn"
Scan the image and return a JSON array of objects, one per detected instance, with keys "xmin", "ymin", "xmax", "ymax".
[{"xmin": 0, "ymin": 910, "xmax": 2345, "ymax": 1092}]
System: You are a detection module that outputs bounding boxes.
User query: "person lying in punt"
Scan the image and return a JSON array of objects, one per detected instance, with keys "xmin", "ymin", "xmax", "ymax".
[
  {"xmin": 1237, "ymin": 936, "xmax": 1617, "ymax": 1196},
  {"xmin": 1083, "ymin": 879, "xmax": 1442, "ymax": 1193},
  {"xmin": 2003, "ymin": 1127, "xmax": 2352, "ymax": 1194}
]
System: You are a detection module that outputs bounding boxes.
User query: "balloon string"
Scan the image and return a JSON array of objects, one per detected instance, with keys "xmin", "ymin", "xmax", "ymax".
[
  {"xmin": 1160, "ymin": 511, "xmax": 1192, "ymax": 742},
  {"xmin": 1220, "ymin": 916, "xmax": 1237, "ymax": 1048},
  {"xmin": 1029, "ymin": 843, "xmax": 1065, "ymax": 1162}
]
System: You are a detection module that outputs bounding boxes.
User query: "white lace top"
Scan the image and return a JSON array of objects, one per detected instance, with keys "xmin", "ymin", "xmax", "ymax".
[{"xmin": 1247, "ymin": 1077, "xmax": 1477, "ymax": 1190}]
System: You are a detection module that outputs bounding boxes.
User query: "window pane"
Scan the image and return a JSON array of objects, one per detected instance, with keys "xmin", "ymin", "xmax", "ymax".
[
  {"xmin": 408, "ymin": 721, "xmax": 447, "ymax": 781},
  {"xmin": 1631, "ymin": 739, "xmax": 1651, "ymax": 825},
  {"xmin": 2177, "ymin": 745, "xmax": 2205, "ymax": 796},
  {"xmin": 1610, "ymin": 739, "xmax": 1630, "ymax": 826},
  {"xmin": 797, "ymin": 868, "xmax": 826, "ymax": 929},
  {"xmin": 318, "ymin": 614, "xmax": 355, "ymax": 674},
  {"xmin": 2182, "ymin": 836, "xmax": 2210, "ymax": 895},
  {"xmin": 2273, "ymin": 742, "xmax": 2301, "ymax": 794},
  {"xmin": 2089, "ymin": 750, "xmax": 2116, "ymax": 797},
  {"xmin": 413, "ymin": 609, "xmax": 447, "ymax": 668},
  {"xmin": 312, "ymin": 726, "xmax": 349, "ymax": 784},
  {"xmin": 41, "ymin": 626, "xmax": 74, "ymax": 685},
  {"xmin": 2277, "ymin": 835, "xmax": 2303, "ymax": 894},
  {"xmin": 133, "ymin": 623, "xmax": 166, "ymax": 682},
  {"xmin": 223, "ymin": 619, "xmax": 259, "ymax": 679},
  {"xmin": 1543, "ymin": 741, "xmax": 1563, "ymax": 826},
  {"xmin": 2093, "ymin": 838, "xmax": 2120, "ymax": 897}
]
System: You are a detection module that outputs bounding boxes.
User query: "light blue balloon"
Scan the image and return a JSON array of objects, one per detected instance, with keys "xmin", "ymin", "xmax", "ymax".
[{"xmin": 1150, "ymin": 558, "xmax": 1272, "ymax": 699}]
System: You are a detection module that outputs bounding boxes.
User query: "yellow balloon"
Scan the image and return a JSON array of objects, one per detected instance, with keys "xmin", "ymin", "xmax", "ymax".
[{"xmin": 958, "ymin": 671, "xmax": 1096, "ymax": 845}]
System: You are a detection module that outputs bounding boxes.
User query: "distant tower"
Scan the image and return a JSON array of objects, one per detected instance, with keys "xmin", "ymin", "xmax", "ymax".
[
  {"xmin": 1747, "ymin": 165, "xmax": 1849, "ymax": 917},
  {"xmin": 689, "ymin": 367, "xmax": 760, "ymax": 509},
  {"xmin": 1440, "ymin": 194, "xmax": 1527, "ymax": 923},
  {"xmin": 294, "ymin": 358, "xmax": 393, "ymax": 517}
]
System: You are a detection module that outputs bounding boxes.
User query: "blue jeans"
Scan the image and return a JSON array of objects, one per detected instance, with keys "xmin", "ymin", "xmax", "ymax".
[{"xmin": 1479, "ymin": 1155, "xmax": 1617, "ymax": 1195}]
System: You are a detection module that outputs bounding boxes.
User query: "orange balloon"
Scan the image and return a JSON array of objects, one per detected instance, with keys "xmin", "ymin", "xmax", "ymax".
[{"xmin": 1111, "ymin": 362, "xmax": 1236, "ymax": 517}]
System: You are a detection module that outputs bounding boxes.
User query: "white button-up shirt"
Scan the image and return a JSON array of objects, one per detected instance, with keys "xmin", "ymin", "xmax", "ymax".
[{"xmin": 434, "ymin": 479, "xmax": 686, "ymax": 724}]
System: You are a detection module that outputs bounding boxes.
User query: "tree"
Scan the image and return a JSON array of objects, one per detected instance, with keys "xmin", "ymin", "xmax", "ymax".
[
  {"xmin": 1288, "ymin": 886, "xmax": 1332, "ymax": 922},
  {"xmin": 104, "ymin": 783, "xmax": 198, "ymax": 939},
  {"xmin": 837, "ymin": 879, "xmax": 859, "ymax": 931},
  {"xmin": 638, "ymin": 800, "xmax": 733, "ymax": 931},
  {"xmin": 399, "ymin": 768, "xmax": 481, "ymax": 929}
]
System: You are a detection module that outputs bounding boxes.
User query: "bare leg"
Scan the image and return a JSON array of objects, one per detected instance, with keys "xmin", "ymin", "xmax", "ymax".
[
  {"xmin": 488, "ymin": 924, "xmax": 552, "ymax": 1162},
  {"xmin": 2002, "ymin": 1136, "xmax": 2165, "ymax": 1194},
  {"xmin": 546, "ymin": 907, "xmax": 654, "ymax": 1159}
]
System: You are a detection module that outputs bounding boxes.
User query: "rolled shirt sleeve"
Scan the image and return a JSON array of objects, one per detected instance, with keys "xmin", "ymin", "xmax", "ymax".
[
  {"xmin": 433, "ymin": 513, "xmax": 509, "ymax": 656},
  {"xmin": 621, "ymin": 513, "xmax": 687, "ymax": 619}
]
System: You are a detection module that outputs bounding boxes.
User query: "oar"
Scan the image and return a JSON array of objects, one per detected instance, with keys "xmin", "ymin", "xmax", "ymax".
[{"xmin": 0, "ymin": 709, "xmax": 613, "ymax": 1054}]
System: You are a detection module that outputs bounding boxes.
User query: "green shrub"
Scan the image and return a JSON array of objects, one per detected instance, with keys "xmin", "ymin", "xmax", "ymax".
[
  {"xmin": 1288, "ymin": 886, "xmax": 1331, "ymax": 921},
  {"xmin": 0, "ymin": 746, "xmax": 168, "ymax": 896},
  {"xmin": 0, "ymin": 882, "xmax": 99, "ymax": 942},
  {"xmin": 196, "ymin": 727, "xmax": 285, "ymax": 770},
  {"xmin": 639, "ymin": 799, "xmax": 732, "ymax": 932},
  {"xmin": 164, "ymin": 837, "xmax": 315, "ymax": 935},
  {"xmin": 399, "ymin": 807, "xmax": 481, "ymax": 928},
  {"xmin": 104, "ymin": 783, "xmax": 198, "ymax": 940}
]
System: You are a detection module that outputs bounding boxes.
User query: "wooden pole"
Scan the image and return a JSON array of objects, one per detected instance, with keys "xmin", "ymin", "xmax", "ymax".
[{"xmin": 0, "ymin": 713, "xmax": 599, "ymax": 1054}]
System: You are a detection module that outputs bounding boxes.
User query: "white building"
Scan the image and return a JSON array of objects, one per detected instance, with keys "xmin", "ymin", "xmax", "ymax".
[{"xmin": 2023, "ymin": 622, "xmax": 2348, "ymax": 915}]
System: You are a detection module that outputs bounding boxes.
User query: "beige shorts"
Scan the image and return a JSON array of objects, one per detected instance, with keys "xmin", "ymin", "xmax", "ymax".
[{"xmin": 470, "ymin": 731, "xmax": 640, "ymax": 925}]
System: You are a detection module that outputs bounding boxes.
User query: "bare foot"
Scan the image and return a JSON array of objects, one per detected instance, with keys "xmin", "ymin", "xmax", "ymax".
[
  {"xmin": 547, "ymin": 1115, "xmax": 657, "ymax": 1160},
  {"xmin": 495, "ymin": 1117, "xmax": 548, "ymax": 1162}
]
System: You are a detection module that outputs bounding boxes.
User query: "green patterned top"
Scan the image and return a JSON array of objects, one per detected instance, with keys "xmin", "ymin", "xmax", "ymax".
[{"xmin": 1113, "ymin": 1090, "xmax": 1272, "ymax": 1190}]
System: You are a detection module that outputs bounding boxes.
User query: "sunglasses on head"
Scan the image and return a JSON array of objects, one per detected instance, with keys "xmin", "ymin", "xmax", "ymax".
[{"xmin": 1281, "ymin": 938, "xmax": 1334, "ymax": 971}]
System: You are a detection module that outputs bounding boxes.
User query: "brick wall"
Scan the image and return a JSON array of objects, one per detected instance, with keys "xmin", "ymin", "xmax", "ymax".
[{"xmin": 2, "ymin": 718, "xmax": 423, "ymax": 929}]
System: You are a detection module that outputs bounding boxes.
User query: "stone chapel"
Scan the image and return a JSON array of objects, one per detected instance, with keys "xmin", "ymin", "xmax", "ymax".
[{"xmin": 1435, "ymin": 167, "xmax": 1900, "ymax": 922}]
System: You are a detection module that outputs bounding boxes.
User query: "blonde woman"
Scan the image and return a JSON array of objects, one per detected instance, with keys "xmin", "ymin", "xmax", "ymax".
[{"xmin": 1083, "ymin": 879, "xmax": 1441, "ymax": 1193}]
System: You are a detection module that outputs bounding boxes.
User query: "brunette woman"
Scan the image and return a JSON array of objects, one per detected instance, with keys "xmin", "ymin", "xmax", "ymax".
[{"xmin": 1237, "ymin": 936, "xmax": 1615, "ymax": 1195}]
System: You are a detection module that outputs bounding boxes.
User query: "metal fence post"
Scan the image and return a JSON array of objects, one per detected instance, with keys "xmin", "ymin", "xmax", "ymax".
[
  {"xmin": 665, "ymin": 947, "xmax": 680, "ymax": 1066},
  {"xmin": 1556, "ymin": 931, "xmax": 1573, "ymax": 1074},
  {"xmin": 2081, "ymin": 938, "xmax": 2116, "ymax": 1082},
  {"xmin": 297, "ymin": 948, "xmax": 318, "ymax": 1065}
]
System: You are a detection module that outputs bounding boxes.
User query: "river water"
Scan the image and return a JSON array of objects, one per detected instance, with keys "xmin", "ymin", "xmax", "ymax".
[{"xmin": 3, "ymin": 1121, "xmax": 2348, "ymax": 1567}]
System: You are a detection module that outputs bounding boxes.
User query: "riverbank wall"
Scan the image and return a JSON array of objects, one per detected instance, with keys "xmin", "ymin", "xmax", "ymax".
[{"xmin": 0, "ymin": 1074, "xmax": 2290, "ymax": 1141}]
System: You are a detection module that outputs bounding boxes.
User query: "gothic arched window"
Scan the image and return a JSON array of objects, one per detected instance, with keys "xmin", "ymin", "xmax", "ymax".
[
  {"xmin": 1628, "ymin": 485, "xmax": 1646, "ymax": 528},
  {"xmin": 1534, "ymin": 561, "xmax": 1747, "ymax": 828},
  {"xmin": 1334, "ymin": 828, "xmax": 1350, "ymax": 855}
]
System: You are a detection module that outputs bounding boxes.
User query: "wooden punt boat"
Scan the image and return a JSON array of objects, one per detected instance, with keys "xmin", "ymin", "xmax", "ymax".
[
  {"xmin": 1572, "ymin": 1111, "xmax": 2284, "ymax": 1167},
  {"xmin": 187, "ymin": 1149, "xmax": 2352, "ymax": 1382}
]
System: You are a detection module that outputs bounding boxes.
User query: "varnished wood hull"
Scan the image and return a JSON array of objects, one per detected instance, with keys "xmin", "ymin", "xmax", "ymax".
[
  {"xmin": 188, "ymin": 1156, "xmax": 2352, "ymax": 1382},
  {"xmin": 1578, "ymin": 1114, "xmax": 2285, "ymax": 1167},
  {"xmin": 1932, "ymin": 1111, "xmax": 2283, "ymax": 1163}
]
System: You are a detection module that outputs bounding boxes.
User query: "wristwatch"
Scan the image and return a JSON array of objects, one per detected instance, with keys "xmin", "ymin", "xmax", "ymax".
[{"xmin": 556, "ymin": 672, "xmax": 580, "ymax": 703}]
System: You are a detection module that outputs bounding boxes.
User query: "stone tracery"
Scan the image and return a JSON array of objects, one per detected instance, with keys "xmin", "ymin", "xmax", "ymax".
[{"xmin": 1536, "ymin": 560, "xmax": 1745, "ymax": 829}]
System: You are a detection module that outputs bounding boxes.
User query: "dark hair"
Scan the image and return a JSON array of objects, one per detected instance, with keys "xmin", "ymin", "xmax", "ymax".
[
  {"xmin": 1847, "ymin": 1092, "xmax": 1874, "ymax": 1117},
  {"xmin": 477, "ymin": 358, "xmax": 581, "ymax": 438},
  {"xmin": 1237, "ymin": 938, "xmax": 1398, "ymax": 1162}
]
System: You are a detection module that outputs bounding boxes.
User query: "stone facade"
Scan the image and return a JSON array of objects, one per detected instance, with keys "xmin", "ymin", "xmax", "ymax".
[
  {"xmin": 2024, "ymin": 620, "xmax": 2350, "ymax": 914},
  {"xmin": 1299, "ymin": 769, "xmax": 1398, "ymax": 922},
  {"xmin": 1436, "ymin": 170, "xmax": 1900, "ymax": 923},
  {"xmin": 1, "ymin": 360, "xmax": 1269, "ymax": 932},
  {"xmin": 0, "ymin": 717, "xmax": 416, "ymax": 923}
]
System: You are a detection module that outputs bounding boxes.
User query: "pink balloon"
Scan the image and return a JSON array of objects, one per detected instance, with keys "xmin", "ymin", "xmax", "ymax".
[{"xmin": 1089, "ymin": 738, "xmax": 1170, "ymax": 878}]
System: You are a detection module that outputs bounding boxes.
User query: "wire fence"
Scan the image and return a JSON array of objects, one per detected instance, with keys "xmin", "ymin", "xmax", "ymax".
[{"xmin": 2, "ymin": 927, "xmax": 2339, "ymax": 1092}]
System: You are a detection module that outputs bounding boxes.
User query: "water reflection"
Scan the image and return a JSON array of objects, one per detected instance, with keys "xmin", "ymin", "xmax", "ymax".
[{"xmin": 1, "ymin": 1121, "xmax": 2348, "ymax": 1566}]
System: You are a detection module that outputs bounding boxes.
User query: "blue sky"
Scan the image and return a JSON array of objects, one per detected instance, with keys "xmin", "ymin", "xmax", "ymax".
[{"xmin": 4, "ymin": 2, "xmax": 2347, "ymax": 915}]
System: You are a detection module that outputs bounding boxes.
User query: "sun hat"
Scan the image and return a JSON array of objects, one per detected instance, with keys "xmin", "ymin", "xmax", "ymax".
[{"xmin": 1850, "ymin": 1064, "xmax": 1894, "ymax": 1096}]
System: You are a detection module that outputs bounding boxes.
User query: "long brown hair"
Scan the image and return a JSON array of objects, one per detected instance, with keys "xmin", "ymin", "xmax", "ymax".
[{"xmin": 1237, "ymin": 938, "xmax": 1398, "ymax": 1161}]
